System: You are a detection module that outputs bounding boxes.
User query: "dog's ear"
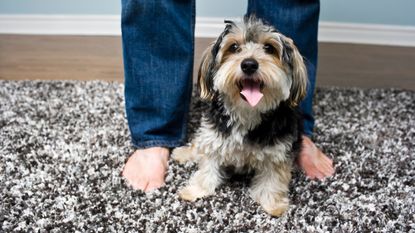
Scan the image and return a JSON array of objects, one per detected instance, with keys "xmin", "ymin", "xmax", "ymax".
[
  {"xmin": 198, "ymin": 22, "xmax": 233, "ymax": 100},
  {"xmin": 280, "ymin": 36, "xmax": 308, "ymax": 107},
  {"xmin": 198, "ymin": 43, "xmax": 215, "ymax": 100}
]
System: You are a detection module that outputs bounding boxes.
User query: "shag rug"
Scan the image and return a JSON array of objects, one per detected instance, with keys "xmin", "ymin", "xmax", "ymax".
[{"xmin": 1, "ymin": 80, "xmax": 414, "ymax": 232}]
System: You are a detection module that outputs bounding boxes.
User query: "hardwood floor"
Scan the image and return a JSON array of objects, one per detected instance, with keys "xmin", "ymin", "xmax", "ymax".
[
  {"xmin": 0, "ymin": 35, "xmax": 414, "ymax": 90},
  {"xmin": 318, "ymin": 43, "xmax": 415, "ymax": 90},
  {"xmin": 0, "ymin": 35, "xmax": 123, "ymax": 82}
]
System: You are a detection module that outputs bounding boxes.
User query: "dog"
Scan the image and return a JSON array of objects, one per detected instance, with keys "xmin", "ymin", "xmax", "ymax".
[{"xmin": 172, "ymin": 16, "xmax": 307, "ymax": 217}]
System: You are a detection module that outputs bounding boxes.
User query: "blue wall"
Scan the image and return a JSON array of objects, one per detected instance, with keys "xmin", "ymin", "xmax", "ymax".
[
  {"xmin": 0, "ymin": 0, "xmax": 414, "ymax": 26},
  {"xmin": 0, "ymin": 0, "xmax": 120, "ymax": 15},
  {"xmin": 320, "ymin": 0, "xmax": 415, "ymax": 26}
]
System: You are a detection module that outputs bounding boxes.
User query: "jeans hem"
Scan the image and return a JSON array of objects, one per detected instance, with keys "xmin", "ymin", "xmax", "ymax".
[
  {"xmin": 303, "ymin": 129, "xmax": 313, "ymax": 138},
  {"xmin": 131, "ymin": 139, "xmax": 186, "ymax": 149}
]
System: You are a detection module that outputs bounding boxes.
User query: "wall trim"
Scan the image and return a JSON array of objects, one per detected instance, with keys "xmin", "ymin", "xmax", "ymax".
[
  {"xmin": 0, "ymin": 15, "xmax": 121, "ymax": 36},
  {"xmin": 1, "ymin": 15, "xmax": 415, "ymax": 47},
  {"xmin": 318, "ymin": 21, "xmax": 415, "ymax": 47}
]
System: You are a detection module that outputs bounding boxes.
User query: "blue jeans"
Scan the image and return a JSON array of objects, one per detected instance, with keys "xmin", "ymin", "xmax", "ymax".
[{"xmin": 121, "ymin": 0, "xmax": 319, "ymax": 149}]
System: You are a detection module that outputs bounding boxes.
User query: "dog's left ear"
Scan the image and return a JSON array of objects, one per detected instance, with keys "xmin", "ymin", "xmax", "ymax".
[{"xmin": 280, "ymin": 36, "xmax": 308, "ymax": 107}]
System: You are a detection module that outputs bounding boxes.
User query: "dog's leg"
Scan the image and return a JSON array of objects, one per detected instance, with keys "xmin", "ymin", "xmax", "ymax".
[
  {"xmin": 179, "ymin": 157, "xmax": 223, "ymax": 201},
  {"xmin": 249, "ymin": 161, "xmax": 292, "ymax": 217},
  {"xmin": 172, "ymin": 144, "xmax": 202, "ymax": 164}
]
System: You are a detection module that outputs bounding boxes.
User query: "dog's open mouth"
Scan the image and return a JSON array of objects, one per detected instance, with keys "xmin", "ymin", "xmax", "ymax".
[{"xmin": 239, "ymin": 79, "xmax": 264, "ymax": 107}]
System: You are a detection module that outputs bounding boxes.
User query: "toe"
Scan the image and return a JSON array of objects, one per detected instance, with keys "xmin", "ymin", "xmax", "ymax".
[
  {"xmin": 145, "ymin": 180, "xmax": 165, "ymax": 192},
  {"xmin": 130, "ymin": 179, "xmax": 149, "ymax": 191},
  {"xmin": 321, "ymin": 152, "xmax": 334, "ymax": 166},
  {"xmin": 315, "ymin": 172, "xmax": 326, "ymax": 180},
  {"xmin": 319, "ymin": 156, "xmax": 335, "ymax": 176},
  {"xmin": 305, "ymin": 170, "xmax": 321, "ymax": 180}
]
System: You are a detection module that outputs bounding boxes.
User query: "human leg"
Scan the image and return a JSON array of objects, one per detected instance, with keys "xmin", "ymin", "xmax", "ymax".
[
  {"xmin": 247, "ymin": 0, "xmax": 334, "ymax": 179},
  {"xmin": 122, "ymin": 0, "xmax": 195, "ymax": 148},
  {"xmin": 121, "ymin": 0, "xmax": 195, "ymax": 191},
  {"xmin": 247, "ymin": 0, "xmax": 319, "ymax": 136}
]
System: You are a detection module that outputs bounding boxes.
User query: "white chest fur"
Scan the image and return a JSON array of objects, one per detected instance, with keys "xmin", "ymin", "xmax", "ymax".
[{"xmin": 193, "ymin": 117, "xmax": 293, "ymax": 170}]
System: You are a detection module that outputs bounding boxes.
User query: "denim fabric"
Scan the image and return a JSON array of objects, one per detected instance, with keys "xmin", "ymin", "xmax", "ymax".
[
  {"xmin": 121, "ymin": 0, "xmax": 195, "ymax": 148},
  {"xmin": 122, "ymin": 0, "xmax": 319, "ymax": 149},
  {"xmin": 247, "ymin": 0, "xmax": 320, "ymax": 137}
]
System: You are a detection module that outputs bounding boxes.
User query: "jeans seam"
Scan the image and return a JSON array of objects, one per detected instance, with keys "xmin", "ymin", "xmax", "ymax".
[{"xmin": 178, "ymin": 0, "xmax": 196, "ymax": 143}]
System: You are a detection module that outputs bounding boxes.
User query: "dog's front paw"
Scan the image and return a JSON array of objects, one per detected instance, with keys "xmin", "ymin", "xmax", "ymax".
[
  {"xmin": 172, "ymin": 146, "xmax": 196, "ymax": 164},
  {"xmin": 261, "ymin": 197, "xmax": 289, "ymax": 217},
  {"xmin": 251, "ymin": 187, "xmax": 290, "ymax": 217},
  {"xmin": 179, "ymin": 185, "xmax": 211, "ymax": 202}
]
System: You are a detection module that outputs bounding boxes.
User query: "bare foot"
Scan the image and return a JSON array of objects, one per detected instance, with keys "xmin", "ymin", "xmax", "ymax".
[
  {"xmin": 122, "ymin": 147, "xmax": 169, "ymax": 192},
  {"xmin": 297, "ymin": 136, "xmax": 334, "ymax": 180}
]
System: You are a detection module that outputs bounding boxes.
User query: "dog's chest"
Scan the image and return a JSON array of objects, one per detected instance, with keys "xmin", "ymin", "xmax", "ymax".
[{"xmin": 194, "ymin": 119, "xmax": 292, "ymax": 168}]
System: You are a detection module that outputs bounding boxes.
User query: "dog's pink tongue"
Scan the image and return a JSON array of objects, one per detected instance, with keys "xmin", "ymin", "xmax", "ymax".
[{"xmin": 240, "ymin": 80, "xmax": 263, "ymax": 107}]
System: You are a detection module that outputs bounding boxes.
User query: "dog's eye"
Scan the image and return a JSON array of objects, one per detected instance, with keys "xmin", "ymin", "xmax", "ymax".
[
  {"xmin": 263, "ymin": 44, "xmax": 277, "ymax": 55},
  {"xmin": 228, "ymin": 43, "xmax": 240, "ymax": 53}
]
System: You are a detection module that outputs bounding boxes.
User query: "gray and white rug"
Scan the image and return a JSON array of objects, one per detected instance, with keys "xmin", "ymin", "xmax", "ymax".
[{"xmin": 1, "ymin": 80, "xmax": 414, "ymax": 232}]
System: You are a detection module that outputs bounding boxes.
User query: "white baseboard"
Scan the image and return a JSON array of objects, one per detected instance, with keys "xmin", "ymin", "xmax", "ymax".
[
  {"xmin": 0, "ymin": 15, "xmax": 121, "ymax": 36},
  {"xmin": 318, "ymin": 22, "xmax": 415, "ymax": 47},
  {"xmin": 1, "ymin": 15, "xmax": 415, "ymax": 47}
]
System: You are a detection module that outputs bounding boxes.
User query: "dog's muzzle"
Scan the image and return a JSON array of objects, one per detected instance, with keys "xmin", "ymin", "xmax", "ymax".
[{"xmin": 239, "ymin": 58, "xmax": 263, "ymax": 107}]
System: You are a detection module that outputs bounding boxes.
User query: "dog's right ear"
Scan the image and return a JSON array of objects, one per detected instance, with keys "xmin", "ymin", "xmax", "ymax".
[
  {"xmin": 197, "ymin": 43, "xmax": 215, "ymax": 100},
  {"xmin": 198, "ymin": 22, "xmax": 233, "ymax": 100}
]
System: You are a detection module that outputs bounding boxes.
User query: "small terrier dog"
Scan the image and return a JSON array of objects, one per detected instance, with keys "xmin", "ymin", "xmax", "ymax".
[{"xmin": 172, "ymin": 16, "xmax": 307, "ymax": 217}]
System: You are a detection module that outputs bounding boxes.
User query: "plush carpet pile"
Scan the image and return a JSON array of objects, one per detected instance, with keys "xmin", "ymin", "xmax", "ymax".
[{"xmin": 1, "ymin": 80, "xmax": 414, "ymax": 232}]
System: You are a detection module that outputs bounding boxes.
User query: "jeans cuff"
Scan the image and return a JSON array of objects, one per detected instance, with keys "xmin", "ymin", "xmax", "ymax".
[
  {"xmin": 131, "ymin": 139, "xmax": 186, "ymax": 149},
  {"xmin": 302, "ymin": 125, "xmax": 314, "ymax": 138},
  {"xmin": 303, "ymin": 130, "xmax": 313, "ymax": 137}
]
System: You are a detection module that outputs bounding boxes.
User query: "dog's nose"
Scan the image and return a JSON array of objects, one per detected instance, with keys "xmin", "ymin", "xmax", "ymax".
[{"xmin": 241, "ymin": 58, "xmax": 259, "ymax": 75}]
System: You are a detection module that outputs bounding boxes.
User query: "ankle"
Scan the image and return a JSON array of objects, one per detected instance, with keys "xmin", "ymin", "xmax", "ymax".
[{"xmin": 135, "ymin": 147, "xmax": 169, "ymax": 162}]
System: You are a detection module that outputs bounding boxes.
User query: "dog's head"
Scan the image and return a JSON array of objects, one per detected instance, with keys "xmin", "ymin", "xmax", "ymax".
[{"xmin": 198, "ymin": 16, "xmax": 307, "ymax": 111}]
